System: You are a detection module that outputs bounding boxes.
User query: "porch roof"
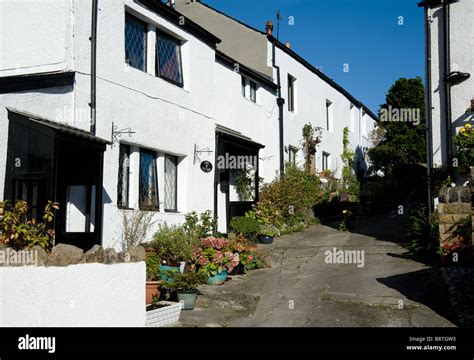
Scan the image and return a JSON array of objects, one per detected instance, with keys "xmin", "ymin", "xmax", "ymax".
[
  {"xmin": 216, "ymin": 124, "xmax": 265, "ymax": 151},
  {"xmin": 6, "ymin": 108, "xmax": 112, "ymax": 145}
]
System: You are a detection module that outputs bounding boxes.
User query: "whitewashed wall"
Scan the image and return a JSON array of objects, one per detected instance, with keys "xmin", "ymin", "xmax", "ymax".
[
  {"xmin": 0, "ymin": 262, "xmax": 145, "ymax": 327},
  {"xmin": 269, "ymin": 44, "xmax": 376, "ymax": 178},
  {"xmin": 428, "ymin": 1, "xmax": 474, "ymax": 167}
]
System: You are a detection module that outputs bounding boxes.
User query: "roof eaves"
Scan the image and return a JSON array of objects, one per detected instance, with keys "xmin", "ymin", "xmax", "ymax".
[
  {"xmin": 215, "ymin": 50, "xmax": 277, "ymax": 90},
  {"xmin": 136, "ymin": 0, "xmax": 221, "ymax": 48},
  {"xmin": 269, "ymin": 36, "xmax": 378, "ymax": 120}
]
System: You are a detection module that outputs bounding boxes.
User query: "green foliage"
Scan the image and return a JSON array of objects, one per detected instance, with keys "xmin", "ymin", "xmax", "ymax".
[
  {"xmin": 302, "ymin": 124, "xmax": 322, "ymax": 172},
  {"xmin": 246, "ymin": 164, "xmax": 324, "ymax": 235},
  {"xmin": 341, "ymin": 127, "xmax": 360, "ymax": 198},
  {"xmin": 233, "ymin": 165, "xmax": 258, "ymax": 202},
  {"xmin": 407, "ymin": 205, "xmax": 439, "ymax": 255},
  {"xmin": 183, "ymin": 210, "xmax": 217, "ymax": 247},
  {"xmin": 453, "ymin": 123, "xmax": 474, "ymax": 166},
  {"xmin": 0, "ymin": 200, "xmax": 59, "ymax": 251},
  {"xmin": 151, "ymin": 224, "xmax": 193, "ymax": 264},
  {"xmin": 239, "ymin": 252, "xmax": 267, "ymax": 272},
  {"xmin": 162, "ymin": 271, "xmax": 207, "ymax": 292},
  {"xmin": 258, "ymin": 224, "xmax": 281, "ymax": 238},
  {"xmin": 145, "ymin": 252, "xmax": 161, "ymax": 281},
  {"xmin": 339, "ymin": 210, "xmax": 353, "ymax": 232},
  {"xmin": 369, "ymin": 77, "xmax": 426, "ymax": 175},
  {"xmin": 230, "ymin": 216, "xmax": 261, "ymax": 241}
]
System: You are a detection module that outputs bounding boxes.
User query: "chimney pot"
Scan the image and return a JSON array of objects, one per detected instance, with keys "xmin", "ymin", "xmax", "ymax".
[
  {"xmin": 285, "ymin": 42, "xmax": 291, "ymax": 49},
  {"xmin": 265, "ymin": 21, "xmax": 273, "ymax": 36}
]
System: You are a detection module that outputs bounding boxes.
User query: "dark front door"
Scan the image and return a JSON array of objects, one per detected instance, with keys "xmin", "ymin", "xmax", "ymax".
[
  {"xmin": 54, "ymin": 137, "xmax": 104, "ymax": 250},
  {"xmin": 5, "ymin": 111, "xmax": 105, "ymax": 251}
]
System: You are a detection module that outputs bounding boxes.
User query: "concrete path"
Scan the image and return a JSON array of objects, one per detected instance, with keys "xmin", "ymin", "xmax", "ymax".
[{"xmin": 177, "ymin": 212, "xmax": 457, "ymax": 327}]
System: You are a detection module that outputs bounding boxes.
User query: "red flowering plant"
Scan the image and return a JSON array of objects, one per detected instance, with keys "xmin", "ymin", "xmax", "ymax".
[
  {"xmin": 193, "ymin": 237, "xmax": 240, "ymax": 278},
  {"xmin": 439, "ymin": 239, "xmax": 467, "ymax": 256}
]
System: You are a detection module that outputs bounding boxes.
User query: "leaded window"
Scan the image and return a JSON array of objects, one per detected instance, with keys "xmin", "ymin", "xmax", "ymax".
[
  {"xmin": 139, "ymin": 149, "xmax": 159, "ymax": 210},
  {"xmin": 164, "ymin": 155, "xmax": 178, "ymax": 212},
  {"xmin": 117, "ymin": 144, "xmax": 130, "ymax": 208},
  {"xmin": 125, "ymin": 13, "xmax": 147, "ymax": 71},
  {"xmin": 156, "ymin": 31, "xmax": 183, "ymax": 86}
]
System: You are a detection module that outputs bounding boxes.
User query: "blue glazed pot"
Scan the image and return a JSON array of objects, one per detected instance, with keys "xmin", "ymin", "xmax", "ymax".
[
  {"xmin": 177, "ymin": 291, "xmax": 199, "ymax": 310},
  {"xmin": 159, "ymin": 265, "xmax": 180, "ymax": 282},
  {"xmin": 207, "ymin": 270, "xmax": 228, "ymax": 285},
  {"xmin": 259, "ymin": 235, "xmax": 274, "ymax": 245}
]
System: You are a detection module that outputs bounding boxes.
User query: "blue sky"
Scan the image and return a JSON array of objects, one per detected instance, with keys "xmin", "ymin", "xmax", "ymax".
[{"xmin": 204, "ymin": 0, "xmax": 425, "ymax": 114}]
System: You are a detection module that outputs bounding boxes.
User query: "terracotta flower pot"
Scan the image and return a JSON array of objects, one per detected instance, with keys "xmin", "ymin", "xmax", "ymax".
[{"xmin": 146, "ymin": 281, "xmax": 161, "ymax": 305}]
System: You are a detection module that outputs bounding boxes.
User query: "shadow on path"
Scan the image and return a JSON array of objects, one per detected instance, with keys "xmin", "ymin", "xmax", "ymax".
[{"xmin": 377, "ymin": 268, "xmax": 459, "ymax": 326}]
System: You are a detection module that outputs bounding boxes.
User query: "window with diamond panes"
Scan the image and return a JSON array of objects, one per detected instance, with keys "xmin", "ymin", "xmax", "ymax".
[
  {"xmin": 125, "ymin": 13, "xmax": 147, "ymax": 71},
  {"xmin": 156, "ymin": 31, "xmax": 183, "ymax": 86},
  {"xmin": 117, "ymin": 144, "xmax": 130, "ymax": 208},
  {"xmin": 139, "ymin": 149, "xmax": 159, "ymax": 210},
  {"xmin": 164, "ymin": 155, "xmax": 178, "ymax": 212}
]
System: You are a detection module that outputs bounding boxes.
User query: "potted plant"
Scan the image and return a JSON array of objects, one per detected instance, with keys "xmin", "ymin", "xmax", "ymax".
[
  {"xmin": 151, "ymin": 224, "xmax": 193, "ymax": 281},
  {"xmin": 163, "ymin": 272, "xmax": 207, "ymax": 310},
  {"xmin": 258, "ymin": 224, "xmax": 280, "ymax": 244},
  {"xmin": 146, "ymin": 295, "xmax": 183, "ymax": 327},
  {"xmin": 193, "ymin": 237, "xmax": 240, "ymax": 285},
  {"xmin": 145, "ymin": 252, "xmax": 162, "ymax": 305}
]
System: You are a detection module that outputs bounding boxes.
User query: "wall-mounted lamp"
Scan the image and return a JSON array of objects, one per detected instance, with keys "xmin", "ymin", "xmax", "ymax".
[{"xmin": 446, "ymin": 71, "xmax": 470, "ymax": 85}]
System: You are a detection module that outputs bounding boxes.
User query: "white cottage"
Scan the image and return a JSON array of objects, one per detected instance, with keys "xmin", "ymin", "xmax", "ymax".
[{"xmin": 0, "ymin": 0, "xmax": 377, "ymax": 250}]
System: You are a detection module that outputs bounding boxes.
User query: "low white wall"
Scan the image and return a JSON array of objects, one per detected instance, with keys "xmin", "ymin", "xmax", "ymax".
[{"xmin": 0, "ymin": 262, "xmax": 146, "ymax": 327}]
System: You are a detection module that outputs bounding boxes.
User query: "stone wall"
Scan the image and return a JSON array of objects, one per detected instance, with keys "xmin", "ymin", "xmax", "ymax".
[{"xmin": 438, "ymin": 186, "xmax": 472, "ymax": 243}]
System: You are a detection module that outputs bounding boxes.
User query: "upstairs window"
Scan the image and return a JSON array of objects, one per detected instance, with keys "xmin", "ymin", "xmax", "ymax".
[
  {"xmin": 156, "ymin": 30, "xmax": 183, "ymax": 86},
  {"xmin": 322, "ymin": 152, "xmax": 330, "ymax": 171},
  {"xmin": 326, "ymin": 100, "xmax": 333, "ymax": 131},
  {"xmin": 241, "ymin": 76, "xmax": 258, "ymax": 103},
  {"xmin": 288, "ymin": 74, "xmax": 296, "ymax": 112},
  {"xmin": 125, "ymin": 13, "xmax": 147, "ymax": 71},
  {"xmin": 139, "ymin": 149, "xmax": 159, "ymax": 211}
]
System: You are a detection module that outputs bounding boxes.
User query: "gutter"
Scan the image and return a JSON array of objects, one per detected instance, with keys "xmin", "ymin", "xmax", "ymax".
[
  {"xmin": 272, "ymin": 40, "xmax": 285, "ymax": 179},
  {"xmin": 424, "ymin": 6, "xmax": 434, "ymax": 216},
  {"xmin": 443, "ymin": 1, "xmax": 453, "ymax": 176},
  {"xmin": 90, "ymin": 0, "xmax": 98, "ymax": 135}
]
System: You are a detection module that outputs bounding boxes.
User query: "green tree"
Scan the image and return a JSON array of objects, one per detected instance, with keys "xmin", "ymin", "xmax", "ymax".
[{"xmin": 369, "ymin": 77, "xmax": 426, "ymax": 175}]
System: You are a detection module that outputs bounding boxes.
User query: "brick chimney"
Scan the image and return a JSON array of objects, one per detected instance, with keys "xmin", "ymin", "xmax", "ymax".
[{"xmin": 265, "ymin": 21, "xmax": 273, "ymax": 36}]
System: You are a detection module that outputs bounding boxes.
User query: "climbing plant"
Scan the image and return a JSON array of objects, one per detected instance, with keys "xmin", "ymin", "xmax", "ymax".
[
  {"xmin": 302, "ymin": 123, "xmax": 322, "ymax": 173},
  {"xmin": 341, "ymin": 127, "xmax": 360, "ymax": 198}
]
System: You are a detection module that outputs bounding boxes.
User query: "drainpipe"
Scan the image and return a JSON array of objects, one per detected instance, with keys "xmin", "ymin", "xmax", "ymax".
[
  {"xmin": 443, "ymin": 0, "xmax": 453, "ymax": 177},
  {"xmin": 272, "ymin": 39, "xmax": 285, "ymax": 179},
  {"xmin": 424, "ymin": 6, "xmax": 434, "ymax": 216},
  {"xmin": 90, "ymin": 0, "xmax": 98, "ymax": 135}
]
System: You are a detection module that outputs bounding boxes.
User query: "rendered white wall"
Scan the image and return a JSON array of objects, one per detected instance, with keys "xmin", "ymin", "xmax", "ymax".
[
  {"xmin": 429, "ymin": 1, "xmax": 474, "ymax": 167},
  {"xmin": 271, "ymin": 45, "xmax": 376, "ymax": 178},
  {"xmin": 0, "ymin": 262, "xmax": 146, "ymax": 327}
]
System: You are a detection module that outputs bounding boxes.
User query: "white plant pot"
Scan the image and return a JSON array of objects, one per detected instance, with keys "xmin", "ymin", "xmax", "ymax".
[{"xmin": 146, "ymin": 301, "xmax": 183, "ymax": 327}]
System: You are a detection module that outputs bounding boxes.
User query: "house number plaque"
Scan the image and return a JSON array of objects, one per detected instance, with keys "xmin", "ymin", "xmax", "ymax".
[{"xmin": 200, "ymin": 161, "xmax": 213, "ymax": 173}]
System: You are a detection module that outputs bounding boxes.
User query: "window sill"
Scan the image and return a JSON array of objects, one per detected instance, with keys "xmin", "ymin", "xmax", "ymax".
[
  {"xmin": 117, "ymin": 206, "xmax": 134, "ymax": 211},
  {"xmin": 164, "ymin": 210, "xmax": 180, "ymax": 214},
  {"xmin": 155, "ymin": 74, "xmax": 184, "ymax": 89}
]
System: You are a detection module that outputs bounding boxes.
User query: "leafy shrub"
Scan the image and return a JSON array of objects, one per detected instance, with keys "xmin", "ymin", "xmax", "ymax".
[
  {"xmin": 230, "ymin": 216, "xmax": 260, "ymax": 240},
  {"xmin": 183, "ymin": 210, "xmax": 217, "ymax": 247},
  {"xmin": 0, "ymin": 200, "xmax": 59, "ymax": 251},
  {"xmin": 259, "ymin": 224, "xmax": 280, "ymax": 238},
  {"xmin": 247, "ymin": 164, "xmax": 323, "ymax": 234},
  {"xmin": 453, "ymin": 123, "xmax": 474, "ymax": 166},
  {"xmin": 145, "ymin": 252, "xmax": 161, "ymax": 281},
  {"xmin": 151, "ymin": 224, "xmax": 193, "ymax": 264},
  {"xmin": 407, "ymin": 204, "xmax": 439, "ymax": 255}
]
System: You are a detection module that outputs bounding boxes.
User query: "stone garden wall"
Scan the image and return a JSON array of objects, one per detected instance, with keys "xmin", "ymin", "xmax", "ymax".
[
  {"xmin": 0, "ymin": 244, "xmax": 146, "ymax": 327},
  {"xmin": 438, "ymin": 186, "xmax": 472, "ymax": 244}
]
